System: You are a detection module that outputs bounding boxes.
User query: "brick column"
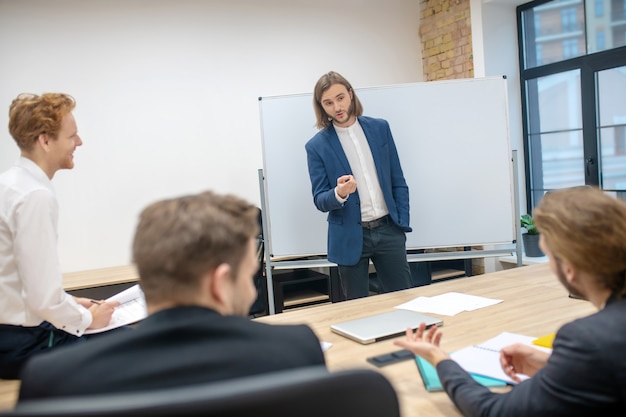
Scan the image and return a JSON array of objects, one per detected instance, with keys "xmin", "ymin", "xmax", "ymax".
[{"xmin": 420, "ymin": 0, "xmax": 473, "ymax": 81}]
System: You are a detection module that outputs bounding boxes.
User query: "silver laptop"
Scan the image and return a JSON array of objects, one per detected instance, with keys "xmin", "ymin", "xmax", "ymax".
[{"xmin": 330, "ymin": 309, "xmax": 443, "ymax": 345}]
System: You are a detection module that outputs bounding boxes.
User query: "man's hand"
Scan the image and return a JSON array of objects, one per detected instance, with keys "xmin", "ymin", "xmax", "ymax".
[
  {"xmin": 499, "ymin": 343, "xmax": 550, "ymax": 382},
  {"xmin": 394, "ymin": 322, "xmax": 451, "ymax": 366},
  {"xmin": 336, "ymin": 175, "xmax": 356, "ymax": 199},
  {"xmin": 87, "ymin": 300, "xmax": 120, "ymax": 329}
]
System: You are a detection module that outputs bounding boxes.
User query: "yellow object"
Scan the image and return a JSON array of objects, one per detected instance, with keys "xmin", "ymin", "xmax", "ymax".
[{"xmin": 532, "ymin": 333, "xmax": 555, "ymax": 348}]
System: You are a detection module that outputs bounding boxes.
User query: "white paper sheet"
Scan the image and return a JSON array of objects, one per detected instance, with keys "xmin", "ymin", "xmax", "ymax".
[
  {"xmin": 84, "ymin": 284, "xmax": 147, "ymax": 334},
  {"xmin": 395, "ymin": 292, "xmax": 502, "ymax": 316}
]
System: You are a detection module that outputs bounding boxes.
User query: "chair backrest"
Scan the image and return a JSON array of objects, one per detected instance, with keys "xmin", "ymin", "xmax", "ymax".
[{"xmin": 3, "ymin": 367, "xmax": 400, "ymax": 417}]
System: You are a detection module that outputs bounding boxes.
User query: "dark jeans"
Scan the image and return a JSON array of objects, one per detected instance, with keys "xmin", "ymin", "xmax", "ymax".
[
  {"xmin": 0, "ymin": 322, "xmax": 86, "ymax": 380},
  {"xmin": 338, "ymin": 221, "xmax": 411, "ymax": 300},
  {"xmin": 0, "ymin": 321, "xmax": 134, "ymax": 380}
]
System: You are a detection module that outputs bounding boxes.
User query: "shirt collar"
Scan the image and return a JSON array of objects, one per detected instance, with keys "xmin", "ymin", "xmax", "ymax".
[{"xmin": 16, "ymin": 156, "xmax": 52, "ymax": 185}]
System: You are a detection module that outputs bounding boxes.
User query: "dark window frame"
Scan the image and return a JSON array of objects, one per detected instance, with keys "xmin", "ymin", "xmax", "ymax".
[{"xmin": 517, "ymin": 0, "xmax": 626, "ymax": 212}]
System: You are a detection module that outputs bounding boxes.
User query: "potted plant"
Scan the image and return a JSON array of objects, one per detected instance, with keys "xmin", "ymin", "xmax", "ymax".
[{"xmin": 520, "ymin": 214, "xmax": 544, "ymax": 257}]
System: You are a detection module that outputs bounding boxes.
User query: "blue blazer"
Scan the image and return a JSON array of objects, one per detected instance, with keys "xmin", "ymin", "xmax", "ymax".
[{"xmin": 305, "ymin": 116, "xmax": 411, "ymax": 266}]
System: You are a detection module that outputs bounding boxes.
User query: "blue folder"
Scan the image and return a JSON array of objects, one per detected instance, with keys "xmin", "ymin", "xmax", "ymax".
[{"xmin": 415, "ymin": 355, "xmax": 508, "ymax": 392}]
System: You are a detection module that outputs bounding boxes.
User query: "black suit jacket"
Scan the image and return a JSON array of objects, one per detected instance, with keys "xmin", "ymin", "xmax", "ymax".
[
  {"xmin": 437, "ymin": 294, "xmax": 626, "ymax": 416},
  {"xmin": 18, "ymin": 306, "xmax": 326, "ymax": 400}
]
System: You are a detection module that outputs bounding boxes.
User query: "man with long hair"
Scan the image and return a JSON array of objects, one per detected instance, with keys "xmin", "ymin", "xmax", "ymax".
[{"xmin": 305, "ymin": 71, "xmax": 412, "ymax": 300}]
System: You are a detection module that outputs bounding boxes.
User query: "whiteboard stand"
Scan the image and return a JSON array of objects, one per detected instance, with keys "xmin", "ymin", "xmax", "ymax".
[
  {"xmin": 513, "ymin": 150, "xmax": 523, "ymax": 267},
  {"xmin": 258, "ymin": 169, "xmax": 277, "ymax": 315}
]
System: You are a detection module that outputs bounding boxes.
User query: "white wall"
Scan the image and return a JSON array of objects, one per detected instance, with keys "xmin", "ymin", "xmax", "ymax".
[
  {"xmin": 0, "ymin": 0, "xmax": 422, "ymax": 272},
  {"xmin": 473, "ymin": 0, "xmax": 528, "ymax": 272},
  {"xmin": 474, "ymin": 0, "xmax": 526, "ymax": 200}
]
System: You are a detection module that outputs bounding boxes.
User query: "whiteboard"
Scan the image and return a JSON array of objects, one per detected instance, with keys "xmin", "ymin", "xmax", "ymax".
[{"xmin": 259, "ymin": 77, "xmax": 515, "ymax": 258}]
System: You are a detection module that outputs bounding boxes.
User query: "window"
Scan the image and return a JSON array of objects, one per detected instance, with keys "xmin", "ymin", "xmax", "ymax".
[
  {"xmin": 563, "ymin": 38, "xmax": 579, "ymax": 57},
  {"xmin": 596, "ymin": 66, "xmax": 626, "ymax": 188},
  {"xmin": 534, "ymin": 13, "xmax": 541, "ymax": 35},
  {"xmin": 522, "ymin": 0, "xmax": 586, "ymax": 68},
  {"xmin": 595, "ymin": 0, "xmax": 604, "ymax": 16},
  {"xmin": 561, "ymin": 7, "xmax": 578, "ymax": 31},
  {"xmin": 597, "ymin": 30, "xmax": 605, "ymax": 49},
  {"xmin": 518, "ymin": 0, "xmax": 626, "ymax": 208}
]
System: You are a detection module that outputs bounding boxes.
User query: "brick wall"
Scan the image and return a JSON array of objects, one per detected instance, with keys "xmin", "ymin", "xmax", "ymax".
[{"xmin": 420, "ymin": 0, "xmax": 473, "ymax": 81}]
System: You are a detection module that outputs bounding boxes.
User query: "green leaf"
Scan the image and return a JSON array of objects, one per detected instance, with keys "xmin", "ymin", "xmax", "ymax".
[{"xmin": 520, "ymin": 213, "xmax": 538, "ymax": 235}]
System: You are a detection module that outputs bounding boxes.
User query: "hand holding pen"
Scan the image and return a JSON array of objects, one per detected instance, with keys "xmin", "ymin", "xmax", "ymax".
[{"xmin": 87, "ymin": 299, "xmax": 121, "ymax": 329}]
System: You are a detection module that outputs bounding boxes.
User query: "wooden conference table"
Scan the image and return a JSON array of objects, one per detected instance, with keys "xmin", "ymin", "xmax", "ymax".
[
  {"xmin": 256, "ymin": 263, "xmax": 596, "ymax": 417},
  {"xmin": 0, "ymin": 263, "xmax": 595, "ymax": 414}
]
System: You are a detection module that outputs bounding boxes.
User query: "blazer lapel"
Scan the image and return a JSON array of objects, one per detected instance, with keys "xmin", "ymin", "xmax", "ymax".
[
  {"xmin": 325, "ymin": 126, "xmax": 352, "ymax": 174},
  {"xmin": 358, "ymin": 117, "xmax": 386, "ymax": 182}
]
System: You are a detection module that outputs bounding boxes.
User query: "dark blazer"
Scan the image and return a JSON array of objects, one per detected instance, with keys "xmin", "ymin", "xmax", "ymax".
[
  {"xmin": 305, "ymin": 116, "xmax": 411, "ymax": 266},
  {"xmin": 18, "ymin": 306, "xmax": 326, "ymax": 400},
  {"xmin": 437, "ymin": 294, "xmax": 626, "ymax": 417}
]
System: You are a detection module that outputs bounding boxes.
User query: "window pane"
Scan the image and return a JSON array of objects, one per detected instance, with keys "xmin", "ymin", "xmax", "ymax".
[
  {"xmin": 587, "ymin": 0, "xmax": 626, "ymax": 52},
  {"xmin": 522, "ymin": 0, "xmax": 586, "ymax": 68},
  {"xmin": 528, "ymin": 70, "xmax": 582, "ymax": 134},
  {"xmin": 597, "ymin": 66, "xmax": 626, "ymax": 191},
  {"xmin": 531, "ymin": 131, "xmax": 586, "ymax": 190},
  {"xmin": 599, "ymin": 126, "xmax": 626, "ymax": 189},
  {"xmin": 597, "ymin": 66, "xmax": 626, "ymax": 125}
]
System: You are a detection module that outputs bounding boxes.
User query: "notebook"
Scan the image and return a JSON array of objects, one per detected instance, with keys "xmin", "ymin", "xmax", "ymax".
[
  {"xmin": 449, "ymin": 332, "xmax": 538, "ymax": 384},
  {"xmin": 330, "ymin": 309, "xmax": 443, "ymax": 344},
  {"xmin": 415, "ymin": 355, "xmax": 507, "ymax": 392}
]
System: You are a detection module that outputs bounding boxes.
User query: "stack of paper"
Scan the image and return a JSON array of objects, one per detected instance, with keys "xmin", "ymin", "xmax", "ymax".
[{"xmin": 395, "ymin": 292, "xmax": 502, "ymax": 316}]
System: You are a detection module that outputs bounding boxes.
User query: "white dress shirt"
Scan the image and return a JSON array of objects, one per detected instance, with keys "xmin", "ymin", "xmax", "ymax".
[
  {"xmin": 335, "ymin": 120, "xmax": 389, "ymax": 221},
  {"xmin": 0, "ymin": 157, "xmax": 91, "ymax": 335}
]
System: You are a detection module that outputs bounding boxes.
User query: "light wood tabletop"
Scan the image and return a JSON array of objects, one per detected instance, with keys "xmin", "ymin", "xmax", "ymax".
[
  {"xmin": 256, "ymin": 263, "xmax": 596, "ymax": 417},
  {"xmin": 0, "ymin": 263, "xmax": 595, "ymax": 414},
  {"xmin": 0, "ymin": 381, "xmax": 19, "ymax": 412},
  {"xmin": 62, "ymin": 264, "xmax": 139, "ymax": 291}
]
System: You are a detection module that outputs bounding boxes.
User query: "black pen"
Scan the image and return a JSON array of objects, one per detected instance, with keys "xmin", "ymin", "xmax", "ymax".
[{"xmin": 90, "ymin": 300, "xmax": 102, "ymax": 306}]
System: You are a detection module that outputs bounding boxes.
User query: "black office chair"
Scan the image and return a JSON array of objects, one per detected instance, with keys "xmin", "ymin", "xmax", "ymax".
[{"xmin": 3, "ymin": 367, "xmax": 400, "ymax": 417}]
